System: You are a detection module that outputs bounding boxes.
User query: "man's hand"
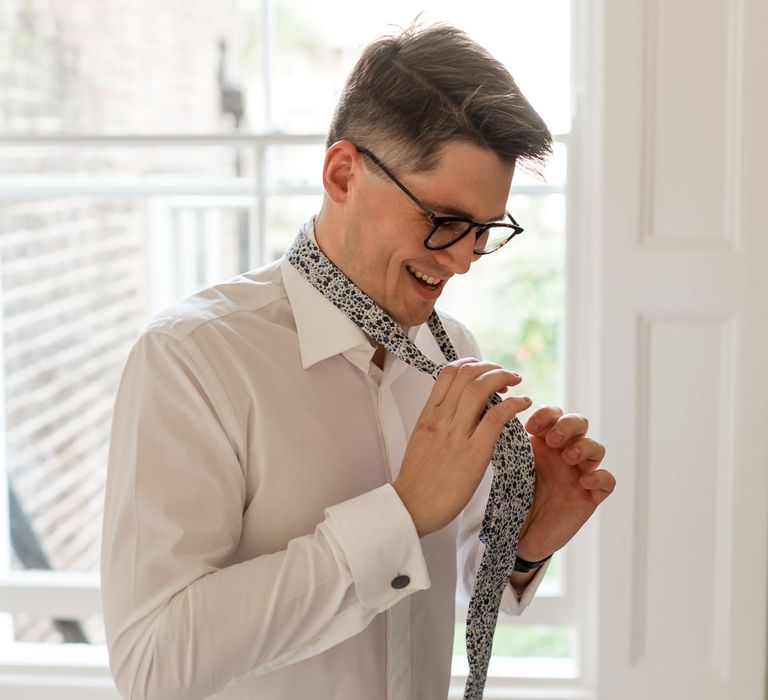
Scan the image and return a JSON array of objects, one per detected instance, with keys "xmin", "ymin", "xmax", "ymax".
[
  {"xmin": 515, "ymin": 406, "xmax": 615, "ymax": 562},
  {"xmin": 393, "ymin": 358, "xmax": 531, "ymax": 537}
]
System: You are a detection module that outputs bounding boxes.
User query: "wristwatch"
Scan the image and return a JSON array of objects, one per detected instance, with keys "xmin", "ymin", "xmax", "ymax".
[{"xmin": 512, "ymin": 553, "xmax": 553, "ymax": 573}]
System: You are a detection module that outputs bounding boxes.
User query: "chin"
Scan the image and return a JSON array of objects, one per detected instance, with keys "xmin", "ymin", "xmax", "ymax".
[
  {"xmin": 382, "ymin": 295, "xmax": 436, "ymax": 328},
  {"xmin": 397, "ymin": 308, "xmax": 434, "ymax": 328}
]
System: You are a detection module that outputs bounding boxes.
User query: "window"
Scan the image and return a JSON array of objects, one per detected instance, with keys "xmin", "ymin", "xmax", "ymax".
[{"xmin": 0, "ymin": 2, "xmax": 588, "ymax": 698}]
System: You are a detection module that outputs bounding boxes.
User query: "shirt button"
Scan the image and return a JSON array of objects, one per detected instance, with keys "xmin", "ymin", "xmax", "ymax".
[{"xmin": 391, "ymin": 574, "xmax": 410, "ymax": 589}]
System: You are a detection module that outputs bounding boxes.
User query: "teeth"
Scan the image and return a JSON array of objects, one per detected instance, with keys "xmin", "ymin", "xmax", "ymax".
[{"xmin": 408, "ymin": 266, "xmax": 441, "ymax": 286}]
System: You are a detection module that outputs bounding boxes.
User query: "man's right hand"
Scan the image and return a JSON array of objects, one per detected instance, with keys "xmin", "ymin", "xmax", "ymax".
[{"xmin": 392, "ymin": 358, "xmax": 531, "ymax": 537}]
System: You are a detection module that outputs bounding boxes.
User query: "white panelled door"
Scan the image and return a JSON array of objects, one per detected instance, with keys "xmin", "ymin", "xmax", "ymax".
[{"xmin": 583, "ymin": 0, "xmax": 768, "ymax": 698}]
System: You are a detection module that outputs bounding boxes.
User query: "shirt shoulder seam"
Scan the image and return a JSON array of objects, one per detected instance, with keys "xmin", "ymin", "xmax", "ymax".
[{"xmin": 146, "ymin": 285, "xmax": 288, "ymax": 344}]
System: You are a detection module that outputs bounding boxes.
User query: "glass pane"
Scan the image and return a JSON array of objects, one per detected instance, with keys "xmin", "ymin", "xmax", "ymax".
[
  {"xmin": 4, "ymin": 2, "xmax": 569, "ymax": 137},
  {"xmin": 453, "ymin": 623, "xmax": 575, "ymax": 659},
  {"xmin": 266, "ymin": 194, "xmax": 323, "ymax": 262},
  {"xmin": 2, "ymin": 2, "xmax": 252, "ymax": 135},
  {"xmin": 441, "ymin": 187, "xmax": 571, "ymax": 676},
  {"xmin": 538, "ymin": 549, "xmax": 565, "ymax": 597},
  {"xmin": 515, "ymin": 140, "xmax": 568, "ymax": 187},
  {"xmin": 272, "ymin": 0, "xmax": 571, "ymax": 134},
  {"xmin": 451, "ymin": 553, "xmax": 570, "ymax": 673},
  {"xmin": 439, "ymin": 191, "xmax": 567, "ymax": 411},
  {"xmin": 451, "ymin": 623, "xmax": 577, "ymax": 680},
  {"xmin": 12, "ymin": 614, "xmax": 105, "ymax": 645},
  {"xmin": 3, "ymin": 5, "xmax": 573, "ymax": 660},
  {"xmin": 267, "ymin": 144, "xmax": 325, "ymax": 193},
  {"xmin": 1, "ymin": 145, "xmax": 257, "ymax": 644},
  {"xmin": 262, "ymin": 144, "xmax": 325, "ymax": 261}
]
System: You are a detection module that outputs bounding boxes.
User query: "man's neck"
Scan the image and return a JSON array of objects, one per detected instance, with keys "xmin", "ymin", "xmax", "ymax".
[
  {"xmin": 372, "ymin": 343, "xmax": 386, "ymax": 370},
  {"xmin": 315, "ymin": 209, "xmax": 412, "ymax": 372}
]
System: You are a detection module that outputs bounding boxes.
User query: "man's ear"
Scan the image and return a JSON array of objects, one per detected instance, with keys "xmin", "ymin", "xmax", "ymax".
[{"xmin": 322, "ymin": 140, "xmax": 362, "ymax": 203}]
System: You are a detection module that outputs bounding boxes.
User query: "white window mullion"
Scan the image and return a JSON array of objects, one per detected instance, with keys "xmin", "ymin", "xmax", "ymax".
[
  {"xmin": 0, "ymin": 571, "xmax": 101, "ymax": 618},
  {"xmin": 0, "ymin": 241, "xmax": 12, "ymax": 645},
  {"xmin": 254, "ymin": 142, "xmax": 268, "ymax": 268},
  {"xmin": 203, "ymin": 208, "xmax": 224, "ymax": 286}
]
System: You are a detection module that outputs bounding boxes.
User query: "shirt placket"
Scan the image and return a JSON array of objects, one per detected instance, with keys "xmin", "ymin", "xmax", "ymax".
[
  {"xmin": 377, "ymin": 360, "xmax": 414, "ymax": 700},
  {"xmin": 345, "ymin": 346, "xmax": 417, "ymax": 700}
]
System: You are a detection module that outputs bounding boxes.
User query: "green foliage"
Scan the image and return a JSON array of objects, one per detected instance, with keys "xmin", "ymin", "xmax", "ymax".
[
  {"xmin": 452, "ymin": 623, "xmax": 574, "ymax": 658},
  {"xmin": 440, "ymin": 194, "xmax": 565, "ymax": 409}
]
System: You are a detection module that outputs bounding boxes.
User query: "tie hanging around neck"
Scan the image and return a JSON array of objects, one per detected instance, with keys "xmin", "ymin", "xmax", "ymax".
[{"xmin": 286, "ymin": 225, "xmax": 536, "ymax": 699}]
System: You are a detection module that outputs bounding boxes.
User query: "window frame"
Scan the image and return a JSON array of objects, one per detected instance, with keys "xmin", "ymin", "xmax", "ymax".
[
  {"xmin": 0, "ymin": 0, "xmax": 597, "ymax": 695},
  {"xmin": 0, "ymin": 131, "xmax": 587, "ymax": 700}
]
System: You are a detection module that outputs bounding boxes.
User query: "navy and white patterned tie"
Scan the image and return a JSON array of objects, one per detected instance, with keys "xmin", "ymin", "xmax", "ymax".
[{"xmin": 287, "ymin": 226, "xmax": 536, "ymax": 699}]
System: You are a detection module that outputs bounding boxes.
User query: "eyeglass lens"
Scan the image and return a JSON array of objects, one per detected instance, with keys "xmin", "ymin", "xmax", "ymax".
[{"xmin": 428, "ymin": 223, "xmax": 515, "ymax": 254}]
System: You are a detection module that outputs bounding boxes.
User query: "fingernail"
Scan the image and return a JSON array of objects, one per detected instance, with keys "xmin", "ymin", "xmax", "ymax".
[
  {"xmin": 566, "ymin": 447, "xmax": 581, "ymax": 460},
  {"xmin": 583, "ymin": 475, "xmax": 599, "ymax": 487},
  {"xmin": 549, "ymin": 430, "xmax": 564, "ymax": 446}
]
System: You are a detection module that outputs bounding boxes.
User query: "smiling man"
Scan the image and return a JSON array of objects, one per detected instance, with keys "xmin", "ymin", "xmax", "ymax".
[{"xmin": 102, "ymin": 23, "xmax": 614, "ymax": 700}]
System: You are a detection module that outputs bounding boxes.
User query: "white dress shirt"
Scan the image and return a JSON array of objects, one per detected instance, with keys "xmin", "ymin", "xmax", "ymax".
[{"xmin": 101, "ymin": 223, "xmax": 547, "ymax": 700}]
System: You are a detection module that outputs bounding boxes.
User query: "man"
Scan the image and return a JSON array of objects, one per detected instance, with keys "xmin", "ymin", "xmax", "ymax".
[{"xmin": 102, "ymin": 23, "xmax": 614, "ymax": 700}]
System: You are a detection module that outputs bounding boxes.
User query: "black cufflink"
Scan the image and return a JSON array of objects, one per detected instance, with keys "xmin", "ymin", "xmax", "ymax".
[{"xmin": 391, "ymin": 574, "xmax": 410, "ymax": 589}]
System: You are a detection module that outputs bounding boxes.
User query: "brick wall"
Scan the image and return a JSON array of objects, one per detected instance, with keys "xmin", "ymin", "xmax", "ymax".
[
  {"xmin": 1, "ymin": 0, "xmax": 244, "ymax": 133},
  {"xmin": 1, "ymin": 0, "xmax": 244, "ymax": 642}
]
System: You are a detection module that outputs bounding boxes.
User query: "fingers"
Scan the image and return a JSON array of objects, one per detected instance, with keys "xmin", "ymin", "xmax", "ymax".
[
  {"xmin": 429, "ymin": 357, "xmax": 481, "ymax": 405},
  {"xmin": 398, "ymin": 361, "xmax": 528, "ymax": 537},
  {"xmin": 428, "ymin": 359, "xmax": 529, "ymax": 446},
  {"xmin": 561, "ymin": 437, "xmax": 606, "ymax": 469},
  {"xmin": 579, "ymin": 468, "xmax": 616, "ymax": 505},
  {"xmin": 525, "ymin": 405, "xmax": 563, "ymax": 436},
  {"xmin": 526, "ymin": 408, "xmax": 588, "ymax": 449},
  {"xmin": 473, "ymin": 393, "xmax": 532, "ymax": 445},
  {"xmin": 433, "ymin": 359, "xmax": 523, "ymax": 418},
  {"xmin": 452, "ymin": 366, "xmax": 525, "ymax": 426}
]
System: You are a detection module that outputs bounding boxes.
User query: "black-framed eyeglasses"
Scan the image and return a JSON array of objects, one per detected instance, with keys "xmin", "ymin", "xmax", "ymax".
[{"xmin": 356, "ymin": 146, "xmax": 524, "ymax": 255}]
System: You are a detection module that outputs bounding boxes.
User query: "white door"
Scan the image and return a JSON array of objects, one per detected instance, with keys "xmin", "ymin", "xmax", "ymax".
[{"xmin": 573, "ymin": 0, "xmax": 768, "ymax": 698}]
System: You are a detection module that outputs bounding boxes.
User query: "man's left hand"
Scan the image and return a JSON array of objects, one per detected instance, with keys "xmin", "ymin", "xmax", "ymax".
[{"xmin": 515, "ymin": 406, "xmax": 615, "ymax": 562}]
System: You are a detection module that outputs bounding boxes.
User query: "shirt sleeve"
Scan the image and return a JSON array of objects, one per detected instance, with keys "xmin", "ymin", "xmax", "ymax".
[
  {"xmin": 444, "ymin": 318, "xmax": 547, "ymax": 615},
  {"xmin": 101, "ymin": 331, "xmax": 430, "ymax": 700}
]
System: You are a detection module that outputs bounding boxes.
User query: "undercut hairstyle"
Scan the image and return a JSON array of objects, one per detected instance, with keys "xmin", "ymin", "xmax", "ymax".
[{"xmin": 327, "ymin": 23, "xmax": 553, "ymax": 175}]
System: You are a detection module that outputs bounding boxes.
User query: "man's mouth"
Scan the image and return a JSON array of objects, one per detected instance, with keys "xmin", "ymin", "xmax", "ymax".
[{"xmin": 406, "ymin": 265, "xmax": 442, "ymax": 290}]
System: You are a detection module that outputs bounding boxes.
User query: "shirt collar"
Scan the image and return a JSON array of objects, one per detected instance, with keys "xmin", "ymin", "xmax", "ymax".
[
  {"xmin": 281, "ymin": 219, "xmax": 450, "ymax": 374},
  {"xmin": 281, "ymin": 220, "xmax": 374, "ymax": 370},
  {"xmin": 409, "ymin": 322, "xmax": 446, "ymax": 363}
]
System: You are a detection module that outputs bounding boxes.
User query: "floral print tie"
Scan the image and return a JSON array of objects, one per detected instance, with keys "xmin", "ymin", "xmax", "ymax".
[{"xmin": 287, "ymin": 226, "xmax": 536, "ymax": 698}]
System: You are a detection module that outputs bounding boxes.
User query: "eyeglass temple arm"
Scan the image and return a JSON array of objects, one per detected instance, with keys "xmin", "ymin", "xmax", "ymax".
[{"xmin": 355, "ymin": 147, "xmax": 437, "ymax": 221}]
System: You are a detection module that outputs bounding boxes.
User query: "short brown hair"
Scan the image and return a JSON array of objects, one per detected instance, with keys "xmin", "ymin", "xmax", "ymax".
[{"xmin": 327, "ymin": 23, "xmax": 552, "ymax": 175}]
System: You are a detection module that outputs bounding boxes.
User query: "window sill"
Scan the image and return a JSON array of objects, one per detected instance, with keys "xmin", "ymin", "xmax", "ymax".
[
  {"xmin": 449, "ymin": 655, "xmax": 589, "ymax": 700},
  {"xmin": 0, "ymin": 644, "xmax": 117, "ymax": 700},
  {"xmin": 448, "ymin": 686, "xmax": 592, "ymax": 700}
]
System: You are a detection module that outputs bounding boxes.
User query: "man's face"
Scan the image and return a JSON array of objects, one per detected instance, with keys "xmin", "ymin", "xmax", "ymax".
[{"xmin": 334, "ymin": 141, "xmax": 515, "ymax": 327}]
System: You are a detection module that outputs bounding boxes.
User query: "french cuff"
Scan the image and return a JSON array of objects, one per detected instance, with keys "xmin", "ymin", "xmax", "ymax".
[
  {"xmin": 324, "ymin": 484, "xmax": 431, "ymax": 611},
  {"xmin": 499, "ymin": 557, "xmax": 551, "ymax": 616}
]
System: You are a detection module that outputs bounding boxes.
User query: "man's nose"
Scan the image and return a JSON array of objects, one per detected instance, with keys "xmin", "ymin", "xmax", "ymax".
[{"xmin": 432, "ymin": 232, "xmax": 477, "ymax": 275}]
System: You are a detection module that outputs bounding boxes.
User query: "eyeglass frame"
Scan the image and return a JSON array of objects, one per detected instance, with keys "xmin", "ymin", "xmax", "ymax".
[{"xmin": 355, "ymin": 146, "xmax": 524, "ymax": 255}]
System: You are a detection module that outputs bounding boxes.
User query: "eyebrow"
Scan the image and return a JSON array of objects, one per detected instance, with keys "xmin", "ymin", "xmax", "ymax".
[{"xmin": 422, "ymin": 201, "xmax": 506, "ymax": 224}]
